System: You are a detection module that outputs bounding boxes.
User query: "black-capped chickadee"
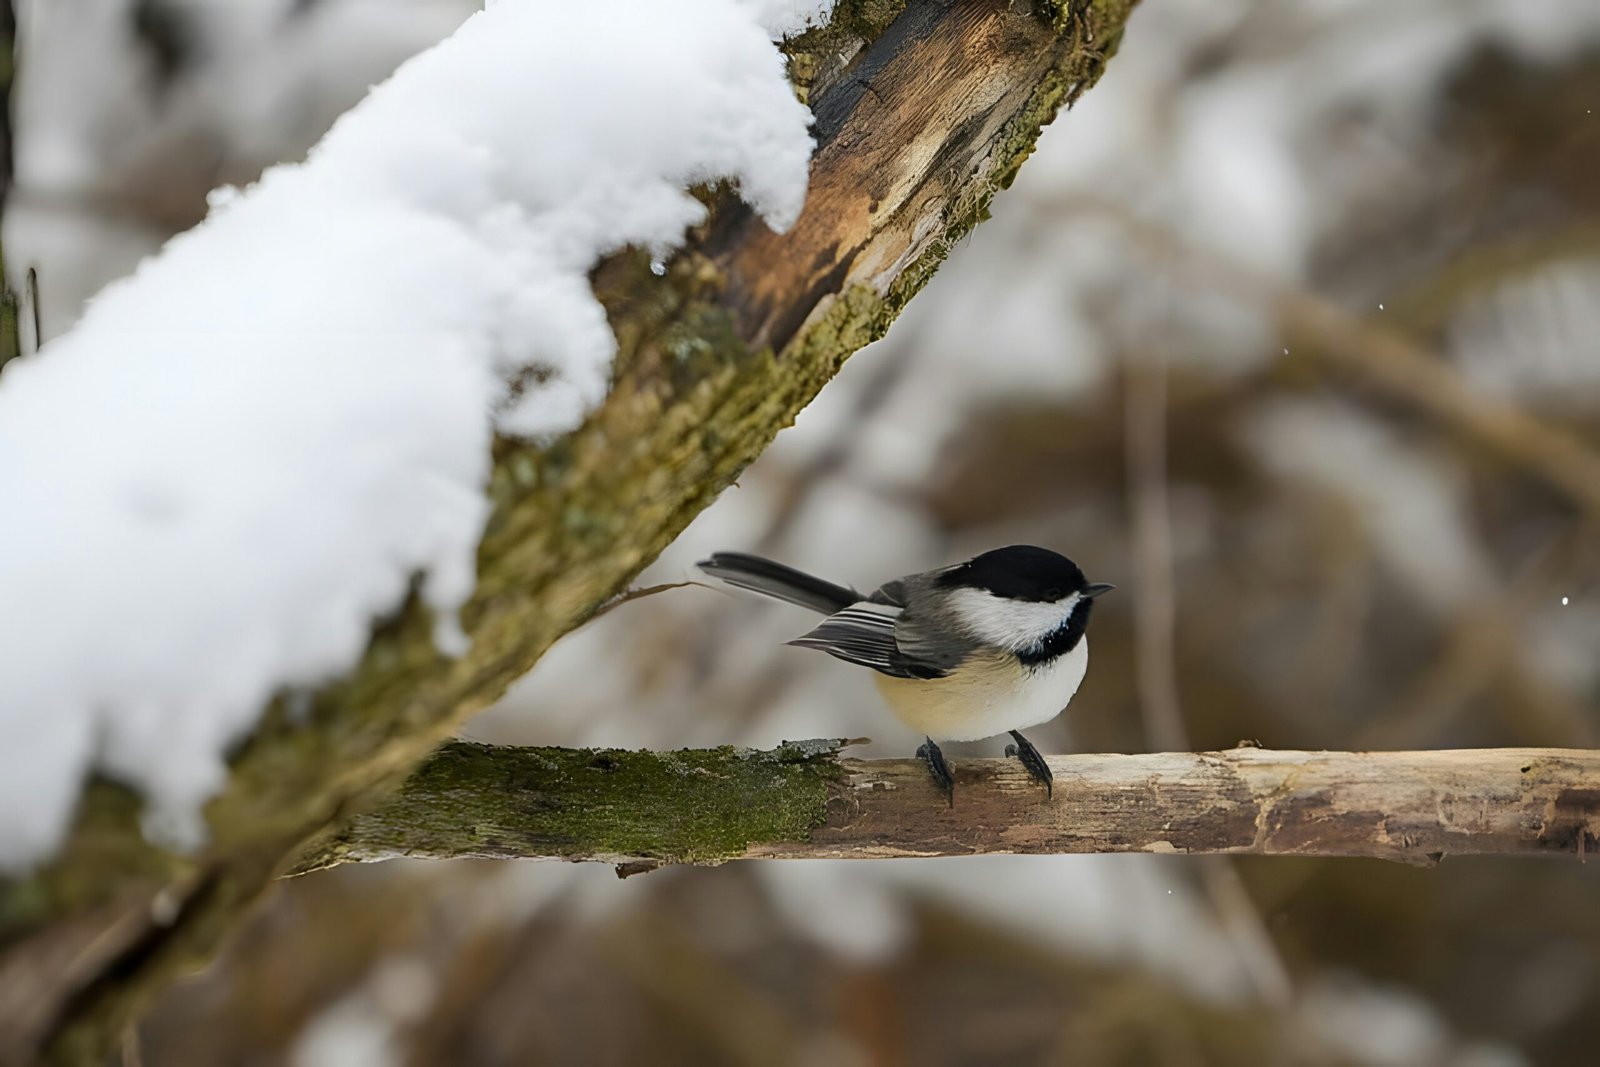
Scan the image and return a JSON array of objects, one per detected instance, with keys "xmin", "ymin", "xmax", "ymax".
[{"xmin": 698, "ymin": 546, "xmax": 1113, "ymax": 803}]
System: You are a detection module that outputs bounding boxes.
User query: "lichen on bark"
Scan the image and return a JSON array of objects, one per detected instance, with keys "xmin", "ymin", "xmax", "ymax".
[{"xmin": 297, "ymin": 740, "xmax": 849, "ymax": 873}]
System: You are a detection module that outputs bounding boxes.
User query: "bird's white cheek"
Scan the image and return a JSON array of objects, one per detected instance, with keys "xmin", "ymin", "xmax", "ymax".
[{"xmin": 946, "ymin": 588, "xmax": 1080, "ymax": 651}]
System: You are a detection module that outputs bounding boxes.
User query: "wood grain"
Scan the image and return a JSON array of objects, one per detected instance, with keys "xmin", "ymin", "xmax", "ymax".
[
  {"xmin": 294, "ymin": 743, "xmax": 1600, "ymax": 871},
  {"xmin": 789, "ymin": 748, "xmax": 1600, "ymax": 864}
]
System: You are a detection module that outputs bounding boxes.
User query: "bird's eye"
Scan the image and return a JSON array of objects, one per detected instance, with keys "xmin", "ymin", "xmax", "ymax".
[{"xmin": 1043, "ymin": 587, "xmax": 1062, "ymax": 600}]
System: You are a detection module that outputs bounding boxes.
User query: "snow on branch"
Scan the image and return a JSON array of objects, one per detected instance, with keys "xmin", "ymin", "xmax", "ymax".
[
  {"xmin": 0, "ymin": 2, "xmax": 1142, "ymax": 1061},
  {"xmin": 0, "ymin": 0, "xmax": 818, "ymax": 871},
  {"xmin": 295, "ymin": 742, "xmax": 1600, "ymax": 872}
]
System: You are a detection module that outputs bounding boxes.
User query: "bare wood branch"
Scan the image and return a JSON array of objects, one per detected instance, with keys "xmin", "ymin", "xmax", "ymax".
[{"xmin": 291, "ymin": 741, "xmax": 1600, "ymax": 872}]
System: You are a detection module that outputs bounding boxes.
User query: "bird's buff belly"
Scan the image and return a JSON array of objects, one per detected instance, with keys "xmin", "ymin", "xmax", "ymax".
[{"xmin": 872, "ymin": 643, "xmax": 1087, "ymax": 742}]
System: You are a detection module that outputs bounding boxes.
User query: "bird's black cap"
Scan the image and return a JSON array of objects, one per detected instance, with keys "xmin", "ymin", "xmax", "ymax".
[{"xmin": 935, "ymin": 545, "xmax": 1095, "ymax": 603}]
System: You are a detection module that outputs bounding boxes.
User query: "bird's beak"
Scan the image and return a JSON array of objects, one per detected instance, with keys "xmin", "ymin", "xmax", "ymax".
[{"xmin": 1083, "ymin": 582, "xmax": 1116, "ymax": 599}]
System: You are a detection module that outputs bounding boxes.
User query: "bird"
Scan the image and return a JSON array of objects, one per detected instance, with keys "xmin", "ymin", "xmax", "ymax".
[{"xmin": 697, "ymin": 545, "xmax": 1112, "ymax": 803}]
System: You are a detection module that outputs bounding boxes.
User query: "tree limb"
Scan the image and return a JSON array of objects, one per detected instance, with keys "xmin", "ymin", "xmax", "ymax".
[
  {"xmin": 0, "ymin": 2, "xmax": 1142, "ymax": 1062},
  {"xmin": 292, "ymin": 741, "xmax": 1600, "ymax": 872}
]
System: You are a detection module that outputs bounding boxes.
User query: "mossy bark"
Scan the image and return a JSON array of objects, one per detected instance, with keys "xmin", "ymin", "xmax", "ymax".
[
  {"xmin": 0, "ymin": 2, "xmax": 1143, "ymax": 1063},
  {"xmin": 293, "ymin": 740, "xmax": 851, "ymax": 874},
  {"xmin": 289, "ymin": 743, "xmax": 1600, "ymax": 871}
]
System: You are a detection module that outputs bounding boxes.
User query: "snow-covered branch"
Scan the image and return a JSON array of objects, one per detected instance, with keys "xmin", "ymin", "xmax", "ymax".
[
  {"xmin": 294, "ymin": 742, "xmax": 1600, "ymax": 872},
  {"xmin": 0, "ymin": 1, "xmax": 1142, "ymax": 1062}
]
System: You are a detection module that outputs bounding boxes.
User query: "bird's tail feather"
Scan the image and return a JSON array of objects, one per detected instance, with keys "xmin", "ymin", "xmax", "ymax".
[{"xmin": 697, "ymin": 552, "xmax": 859, "ymax": 615}]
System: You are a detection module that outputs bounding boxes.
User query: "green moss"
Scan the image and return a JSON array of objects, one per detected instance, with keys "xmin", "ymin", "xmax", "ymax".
[
  {"xmin": 303, "ymin": 739, "xmax": 848, "ymax": 869},
  {"xmin": 783, "ymin": 0, "xmax": 906, "ymax": 56},
  {"xmin": 779, "ymin": 284, "xmax": 886, "ymax": 369},
  {"xmin": 661, "ymin": 301, "xmax": 749, "ymax": 389},
  {"xmin": 782, "ymin": 0, "xmax": 907, "ymax": 104}
]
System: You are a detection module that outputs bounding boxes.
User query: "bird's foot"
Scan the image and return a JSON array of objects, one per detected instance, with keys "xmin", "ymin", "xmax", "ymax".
[
  {"xmin": 1005, "ymin": 730, "xmax": 1054, "ymax": 799},
  {"xmin": 916, "ymin": 737, "xmax": 955, "ymax": 807}
]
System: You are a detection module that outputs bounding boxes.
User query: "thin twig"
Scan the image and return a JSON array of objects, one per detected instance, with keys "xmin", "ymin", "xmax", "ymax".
[
  {"xmin": 1123, "ymin": 352, "xmax": 1294, "ymax": 1009},
  {"xmin": 120, "ymin": 1026, "xmax": 142, "ymax": 1067},
  {"xmin": 26, "ymin": 266, "xmax": 40, "ymax": 352},
  {"xmin": 583, "ymin": 581, "xmax": 700, "ymax": 627},
  {"xmin": 1124, "ymin": 354, "xmax": 1187, "ymax": 751}
]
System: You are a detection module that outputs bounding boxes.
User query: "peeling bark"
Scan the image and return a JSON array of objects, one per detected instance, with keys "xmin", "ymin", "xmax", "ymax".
[
  {"xmin": 0, "ymin": 2, "xmax": 1142, "ymax": 1063},
  {"xmin": 292, "ymin": 743, "xmax": 1600, "ymax": 871}
]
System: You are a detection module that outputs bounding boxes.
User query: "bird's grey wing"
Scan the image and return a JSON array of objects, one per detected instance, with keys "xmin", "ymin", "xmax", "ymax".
[
  {"xmin": 788, "ymin": 602, "xmax": 907, "ymax": 674},
  {"xmin": 868, "ymin": 578, "xmax": 911, "ymax": 607},
  {"xmin": 788, "ymin": 601, "xmax": 960, "ymax": 680},
  {"xmin": 891, "ymin": 610, "xmax": 969, "ymax": 679},
  {"xmin": 867, "ymin": 568, "xmax": 955, "ymax": 608}
]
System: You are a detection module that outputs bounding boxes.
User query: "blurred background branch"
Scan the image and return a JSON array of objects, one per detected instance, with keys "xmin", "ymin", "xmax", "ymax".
[
  {"xmin": 1079, "ymin": 196, "xmax": 1600, "ymax": 520},
  {"xmin": 294, "ymin": 741, "xmax": 1600, "ymax": 870},
  {"xmin": 1124, "ymin": 347, "xmax": 1294, "ymax": 1008}
]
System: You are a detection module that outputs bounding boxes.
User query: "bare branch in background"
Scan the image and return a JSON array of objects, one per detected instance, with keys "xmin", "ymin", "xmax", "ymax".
[
  {"xmin": 1124, "ymin": 352, "xmax": 1293, "ymax": 1008},
  {"xmin": 1079, "ymin": 198, "xmax": 1600, "ymax": 521},
  {"xmin": 1124, "ymin": 354, "xmax": 1187, "ymax": 750},
  {"xmin": 1357, "ymin": 527, "xmax": 1599, "ymax": 750},
  {"xmin": 290, "ymin": 741, "xmax": 1600, "ymax": 872}
]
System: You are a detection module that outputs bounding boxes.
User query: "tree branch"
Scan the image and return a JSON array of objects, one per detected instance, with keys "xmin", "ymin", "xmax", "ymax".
[
  {"xmin": 0, "ymin": 3, "xmax": 1142, "ymax": 1062},
  {"xmin": 291, "ymin": 741, "xmax": 1600, "ymax": 872}
]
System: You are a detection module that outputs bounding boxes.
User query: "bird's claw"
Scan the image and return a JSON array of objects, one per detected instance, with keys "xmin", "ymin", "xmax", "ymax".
[
  {"xmin": 1007, "ymin": 730, "xmax": 1054, "ymax": 799},
  {"xmin": 917, "ymin": 737, "xmax": 955, "ymax": 807}
]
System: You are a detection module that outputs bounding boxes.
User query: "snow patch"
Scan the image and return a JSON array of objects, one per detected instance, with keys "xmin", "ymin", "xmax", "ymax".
[{"xmin": 0, "ymin": 0, "xmax": 824, "ymax": 870}]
